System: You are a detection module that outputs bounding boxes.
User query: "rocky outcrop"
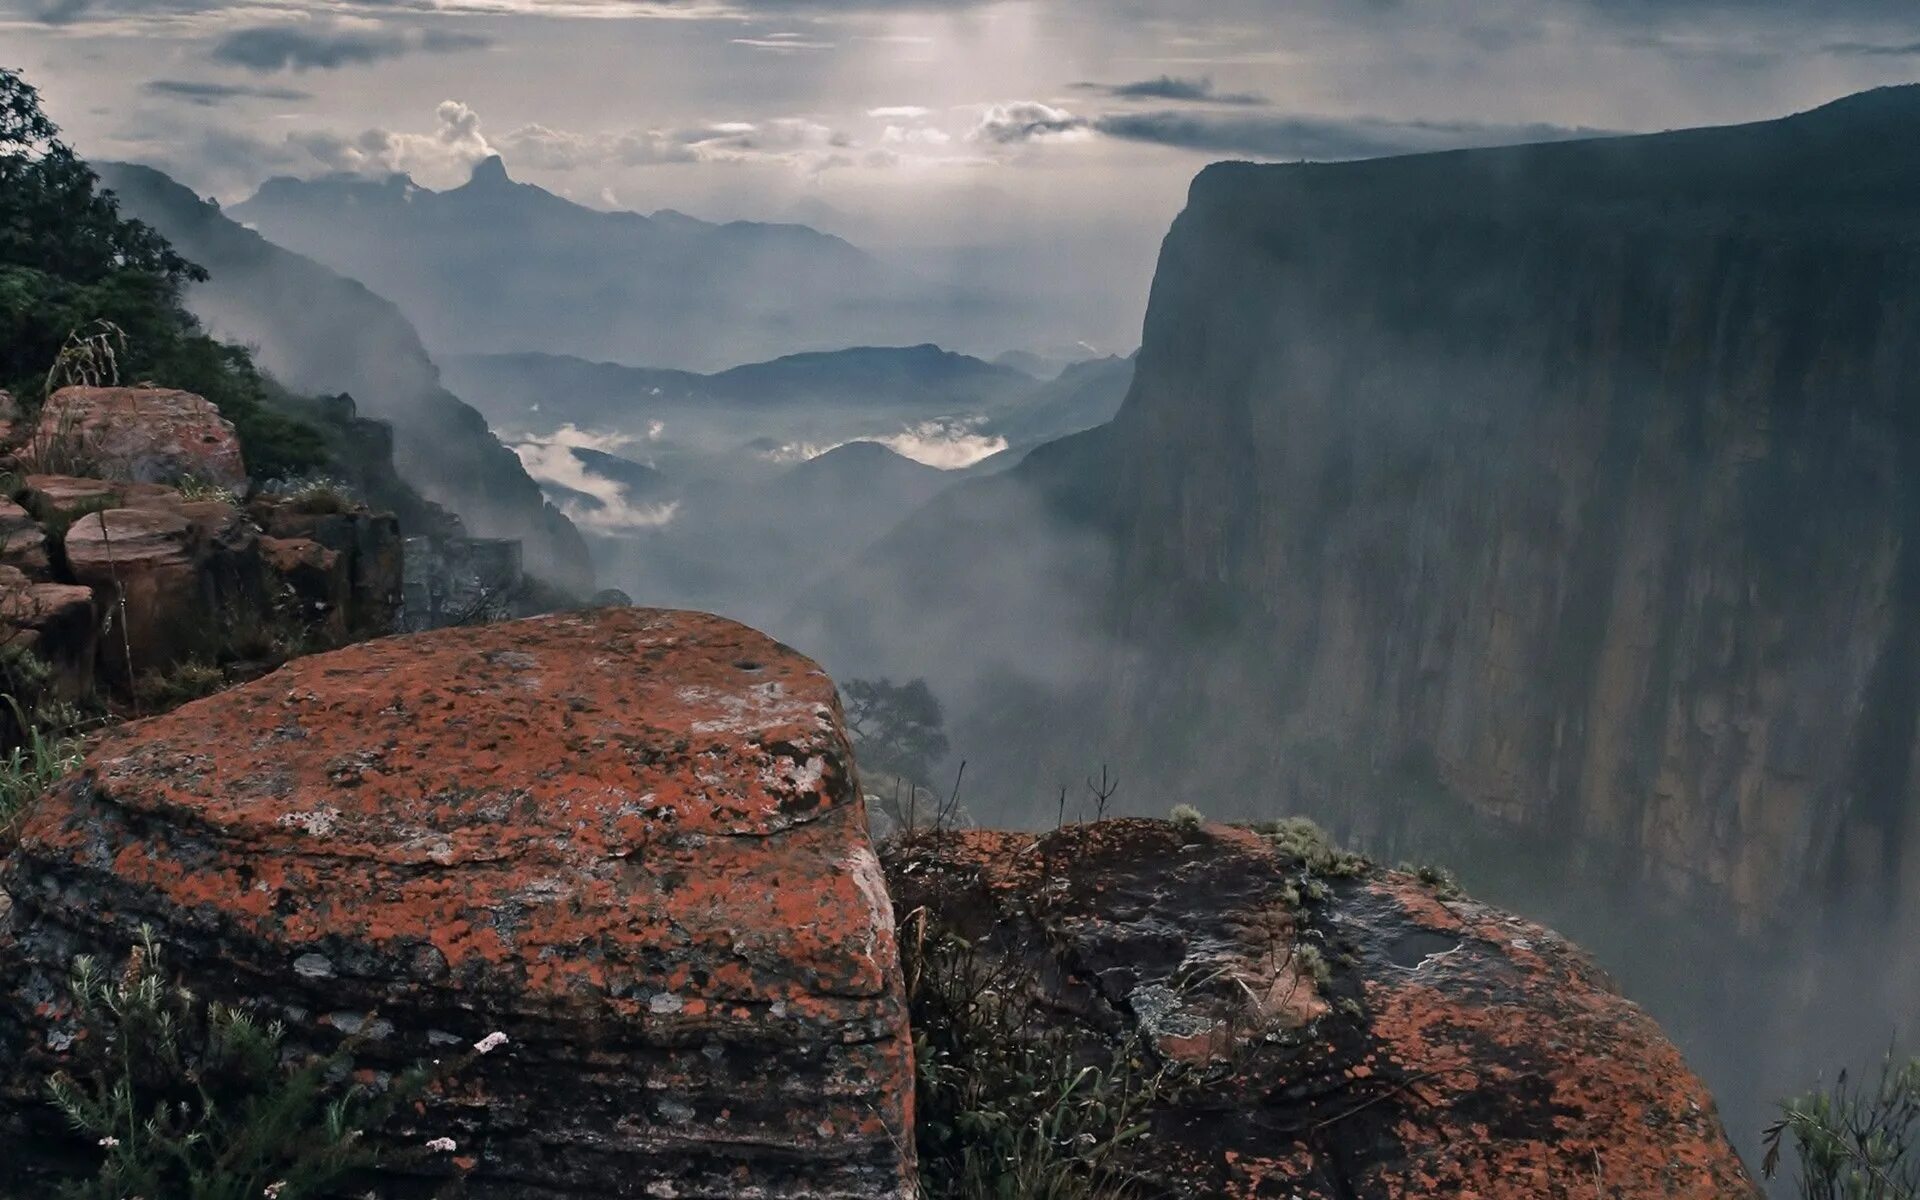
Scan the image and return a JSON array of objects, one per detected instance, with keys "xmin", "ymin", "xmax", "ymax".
[
  {"xmin": 34, "ymin": 387, "xmax": 247, "ymax": 489},
  {"xmin": 0, "ymin": 609, "xmax": 916, "ymax": 1198},
  {"xmin": 0, "ymin": 389, "xmax": 404, "ymax": 708},
  {"xmin": 887, "ymin": 820, "xmax": 1758, "ymax": 1199}
]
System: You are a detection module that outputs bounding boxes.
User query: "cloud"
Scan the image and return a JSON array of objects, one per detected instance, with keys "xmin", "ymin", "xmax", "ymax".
[
  {"xmin": 731, "ymin": 31, "xmax": 834, "ymax": 50},
  {"xmin": 142, "ymin": 79, "xmax": 313, "ymax": 106},
  {"xmin": 970, "ymin": 101, "xmax": 1091, "ymax": 144},
  {"xmin": 1823, "ymin": 40, "xmax": 1920, "ymax": 56},
  {"xmin": 290, "ymin": 98, "xmax": 495, "ymax": 183},
  {"xmin": 868, "ymin": 105, "xmax": 931, "ymax": 119},
  {"xmin": 211, "ymin": 22, "xmax": 493, "ymax": 72},
  {"xmin": 511, "ymin": 426, "xmax": 681, "ymax": 533},
  {"xmin": 1091, "ymin": 110, "xmax": 1612, "ymax": 160},
  {"xmin": 1075, "ymin": 76, "xmax": 1267, "ymax": 106}
]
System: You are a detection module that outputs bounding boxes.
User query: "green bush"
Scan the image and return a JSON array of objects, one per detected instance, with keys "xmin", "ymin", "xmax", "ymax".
[
  {"xmin": 0, "ymin": 687, "xmax": 84, "ymax": 847},
  {"xmin": 1765, "ymin": 1056, "xmax": 1920, "ymax": 1199},
  {"xmin": 45, "ymin": 929, "xmax": 485, "ymax": 1200},
  {"xmin": 902, "ymin": 909, "xmax": 1173, "ymax": 1199}
]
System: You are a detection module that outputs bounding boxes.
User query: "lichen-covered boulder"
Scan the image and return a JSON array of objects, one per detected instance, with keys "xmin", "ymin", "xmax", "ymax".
[
  {"xmin": 0, "ymin": 609, "xmax": 915, "ymax": 1198},
  {"xmin": 35, "ymin": 387, "xmax": 246, "ymax": 488},
  {"xmin": 885, "ymin": 821, "xmax": 1757, "ymax": 1199}
]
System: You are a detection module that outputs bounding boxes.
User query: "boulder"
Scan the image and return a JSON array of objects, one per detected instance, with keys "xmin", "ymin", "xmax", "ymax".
[
  {"xmin": 34, "ymin": 387, "xmax": 246, "ymax": 488},
  {"xmin": 61, "ymin": 500, "xmax": 264, "ymax": 677},
  {"xmin": 0, "ymin": 566, "xmax": 95, "ymax": 700},
  {"xmin": 885, "ymin": 820, "xmax": 1759, "ymax": 1199},
  {"xmin": 0, "ymin": 609, "xmax": 916, "ymax": 1198},
  {"xmin": 260, "ymin": 535, "xmax": 348, "ymax": 643},
  {"xmin": 0, "ymin": 501, "xmax": 49, "ymax": 578},
  {"xmin": 250, "ymin": 498, "xmax": 404, "ymax": 635}
]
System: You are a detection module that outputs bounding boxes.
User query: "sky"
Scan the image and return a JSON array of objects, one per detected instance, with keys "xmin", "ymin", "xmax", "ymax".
[{"xmin": 8, "ymin": 0, "xmax": 1920, "ymax": 351}]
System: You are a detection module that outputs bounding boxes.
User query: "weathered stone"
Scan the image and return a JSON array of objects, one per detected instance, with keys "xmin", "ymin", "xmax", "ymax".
[
  {"xmin": 62, "ymin": 500, "xmax": 264, "ymax": 676},
  {"xmin": 0, "ymin": 609, "xmax": 915, "ymax": 1198},
  {"xmin": 0, "ymin": 501, "xmax": 49, "ymax": 578},
  {"xmin": 19, "ymin": 475, "xmax": 174, "ymax": 525},
  {"xmin": 35, "ymin": 387, "xmax": 246, "ymax": 488},
  {"xmin": 0, "ymin": 566, "xmax": 95, "ymax": 700},
  {"xmin": 0, "ymin": 389, "xmax": 20, "ymax": 449},
  {"xmin": 260, "ymin": 535, "xmax": 347, "ymax": 642},
  {"xmin": 250, "ymin": 498, "xmax": 404, "ymax": 634},
  {"xmin": 885, "ymin": 821, "xmax": 1758, "ymax": 1200}
]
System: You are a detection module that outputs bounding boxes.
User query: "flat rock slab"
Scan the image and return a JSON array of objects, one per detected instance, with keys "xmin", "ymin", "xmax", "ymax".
[
  {"xmin": 0, "ymin": 608, "xmax": 915, "ymax": 1198},
  {"xmin": 885, "ymin": 821, "xmax": 1758, "ymax": 1200}
]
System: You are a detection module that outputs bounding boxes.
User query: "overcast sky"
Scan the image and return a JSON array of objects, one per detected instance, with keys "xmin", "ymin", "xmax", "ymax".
[{"xmin": 7, "ymin": 0, "xmax": 1920, "ymax": 351}]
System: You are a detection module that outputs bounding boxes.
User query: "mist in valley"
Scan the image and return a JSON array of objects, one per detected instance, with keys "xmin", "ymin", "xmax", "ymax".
[{"xmin": 15, "ymin": 0, "xmax": 1920, "ymax": 1190}]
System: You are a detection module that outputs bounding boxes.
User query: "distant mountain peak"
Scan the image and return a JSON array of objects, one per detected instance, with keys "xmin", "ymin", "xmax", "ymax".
[{"xmin": 468, "ymin": 155, "xmax": 512, "ymax": 187}]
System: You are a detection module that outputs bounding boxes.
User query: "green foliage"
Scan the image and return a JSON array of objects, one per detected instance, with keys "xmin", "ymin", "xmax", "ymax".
[
  {"xmin": 1402, "ymin": 861, "xmax": 1464, "ymax": 900},
  {"xmin": 903, "ymin": 910, "xmax": 1173, "ymax": 1199},
  {"xmin": 843, "ymin": 677, "xmax": 950, "ymax": 788},
  {"xmin": 1765, "ymin": 1056, "xmax": 1920, "ymax": 1200},
  {"xmin": 0, "ymin": 686, "xmax": 83, "ymax": 844},
  {"xmin": 0, "ymin": 66, "xmax": 324, "ymax": 480},
  {"xmin": 1250, "ymin": 816, "xmax": 1370, "ymax": 879},
  {"xmin": 45, "ymin": 929, "xmax": 471, "ymax": 1200},
  {"xmin": 274, "ymin": 476, "xmax": 358, "ymax": 516},
  {"xmin": 1169, "ymin": 803, "xmax": 1204, "ymax": 831}
]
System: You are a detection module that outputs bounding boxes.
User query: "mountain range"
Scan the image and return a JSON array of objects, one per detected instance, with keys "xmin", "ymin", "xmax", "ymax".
[
  {"xmin": 96, "ymin": 162, "xmax": 593, "ymax": 590},
  {"xmin": 229, "ymin": 157, "xmax": 1026, "ymax": 372}
]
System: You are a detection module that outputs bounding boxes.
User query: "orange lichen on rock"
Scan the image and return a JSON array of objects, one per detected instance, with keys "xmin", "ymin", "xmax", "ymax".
[
  {"xmin": 884, "ymin": 820, "xmax": 1757, "ymax": 1200},
  {"xmin": 0, "ymin": 608, "xmax": 915, "ymax": 1198}
]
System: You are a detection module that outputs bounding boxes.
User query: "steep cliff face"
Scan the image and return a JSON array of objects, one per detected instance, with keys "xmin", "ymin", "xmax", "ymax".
[
  {"xmin": 794, "ymin": 87, "xmax": 1920, "ymax": 1149},
  {"xmin": 1096, "ymin": 87, "xmax": 1920, "ymax": 931}
]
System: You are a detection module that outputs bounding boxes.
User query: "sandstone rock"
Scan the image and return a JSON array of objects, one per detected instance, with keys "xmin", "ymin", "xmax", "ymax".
[
  {"xmin": 0, "ymin": 566, "xmax": 95, "ymax": 700},
  {"xmin": 0, "ymin": 389, "xmax": 20, "ymax": 449},
  {"xmin": 885, "ymin": 820, "xmax": 1758, "ymax": 1200},
  {"xmin": 0, "ymin": 501, "xmax": 49, "ymax": 578},
  {"xmin": 0, "ymin": 609, "xmax": 915, "ymax": 1198},
  {"xmin": 61, "ymin": 500, "xmax": 264, "ymax": 677},
  {"xmin": 19, "ymin": 474, "xmax": 174, "ymax": 525},
  {"xmin": 35, "ymin": 387, "xmax": 246, "ymax": 488}
]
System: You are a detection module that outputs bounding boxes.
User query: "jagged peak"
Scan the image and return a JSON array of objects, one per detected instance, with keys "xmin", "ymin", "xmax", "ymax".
[{"xmin": 468, "ymin": 154, "xmax": 511, "ymax": 187}]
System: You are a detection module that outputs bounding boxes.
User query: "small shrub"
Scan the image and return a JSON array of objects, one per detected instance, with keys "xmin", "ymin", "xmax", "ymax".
[
  {"xmin": 903, "ymin": 910, "xmax": 1174, "ymax": 1199},
  {"xmin": 1764, "ymin": 1056, "xmax": 1920, "ymax": 1200},
  {"xmin": 1169, "ymin": 803, "xmax": 1204, "ymax": 831},
  {"xmin": 131, "ymin": 658, "xmax": 226, "ymax": 711},
  {"xmin": 1251, "ymin": 816, "xmax": 1370, "ymax": 879},
  {"xmin": 274, "ymin": 476, "xmax": 356, "ymax": 516},
  {"xmin": 46, "ymin": 929, "xmax": 486, "ymax": 1200},
  {"xmin": 1403, "ymin": 862, "xmax": 1464, "ymax": 900},
  {"xmin": 174, "ymin": 475, "xmax": 238, "ymax": 505},
  {"xmin": 0, "ymin": 690, "xmax": 85, "ymax": 847}
]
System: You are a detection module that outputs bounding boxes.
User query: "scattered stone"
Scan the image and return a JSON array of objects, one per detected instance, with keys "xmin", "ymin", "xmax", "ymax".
[
  {"xmin": 0, "ymin": 608, "xmax": 916, "ymax": 1199},
  {"xmin": 35, "ymin": 387, "xmax": 246, "ymax": 489}
]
